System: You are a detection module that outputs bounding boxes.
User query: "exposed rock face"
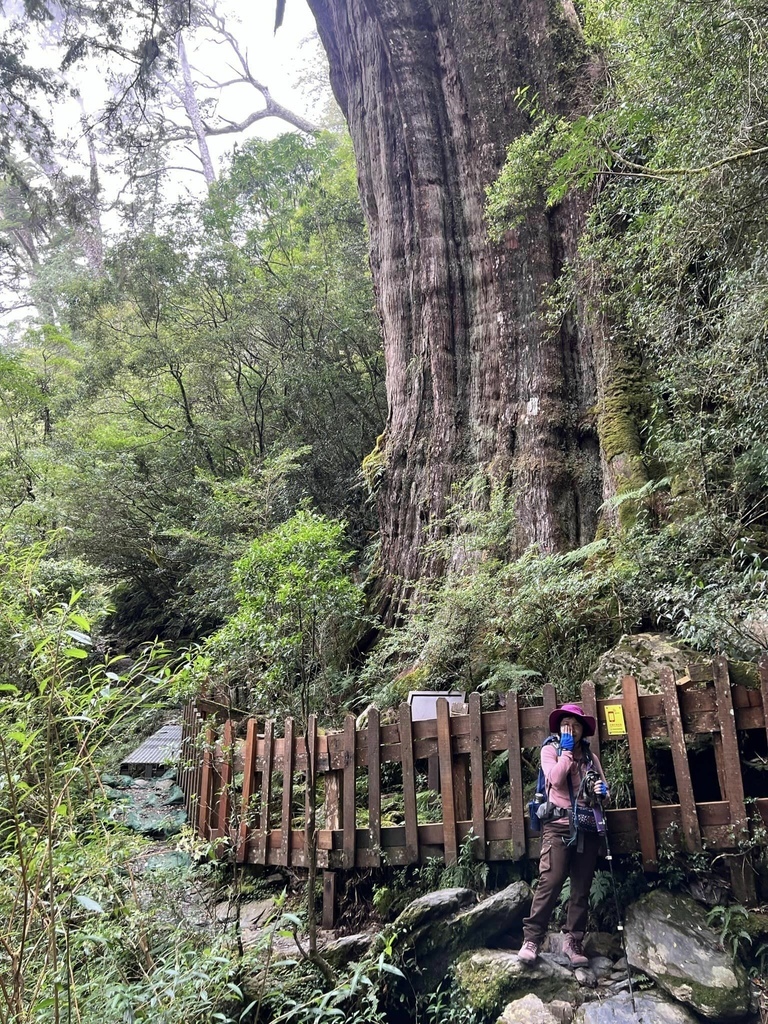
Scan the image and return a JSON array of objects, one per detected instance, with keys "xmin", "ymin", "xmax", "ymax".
[
  {"xmin": 440, "ymin": 881, "xmax": 533, "ymax": 951},
  {"xmin": 573, "ymin": 990, "xmax": 702, "ymax": 1023},
  {"xmin": 213, "ymin": 898, "xmax": 280, "ymax": 950},
  {"xmin": 625, "ymin": 890, "xmax": 751, "ymax": 1020},
  {"xmin": 390, "ymin": 886, "xmax": 478, "ymax": 936},
  {"xmin": 308, "ymin": 0, "xmax": 611, "ymax": 615},
  {"xmin": 321, "ymin": 932, "xmax": 374, "ymax": 969}
]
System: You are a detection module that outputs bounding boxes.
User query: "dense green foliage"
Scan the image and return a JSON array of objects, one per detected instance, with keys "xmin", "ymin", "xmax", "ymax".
[
  {"xmin": 187, "ymin": 509, "xmax": 365, "ymax": 720},
  {"xmin": 1, "ymin": 131, "xmax": 383, "ymax": 643}
]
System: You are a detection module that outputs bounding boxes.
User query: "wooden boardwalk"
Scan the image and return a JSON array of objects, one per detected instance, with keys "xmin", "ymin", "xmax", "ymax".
[
  {"xmin": 180, "ymin": 656, "xmax": 768, "ymax": 916},
  {"xmin": 121, "ymin": 723, "xmax": 182, "ymax": 778}
]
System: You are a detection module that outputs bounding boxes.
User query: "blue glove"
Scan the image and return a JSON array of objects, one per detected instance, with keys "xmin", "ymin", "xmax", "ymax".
[
  {"xmin": 559, "ymin": 733, "xmax": 574, "ymax": 752},
  {"xmin": 595, "ymin": 781, "xmax": 608, "ymax": 797}
]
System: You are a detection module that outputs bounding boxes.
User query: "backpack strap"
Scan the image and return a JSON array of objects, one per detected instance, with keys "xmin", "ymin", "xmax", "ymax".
[
  {"xmin": 567, "ymin": 771, "xmax": 579, "ymax": 845},
  {"xmin": 540, "ymin": 734, "xmax": 560, "ymax": 799}
]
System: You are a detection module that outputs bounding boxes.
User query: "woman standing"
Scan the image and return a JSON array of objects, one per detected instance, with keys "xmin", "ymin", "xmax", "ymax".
[{"xmin": 518, "ymin": 703, "xmax": 609, "ymax": 967}]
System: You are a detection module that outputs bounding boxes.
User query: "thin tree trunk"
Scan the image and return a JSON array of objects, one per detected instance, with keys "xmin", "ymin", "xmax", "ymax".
[
  {"xmin": 76, "ymin": 97, "xmax": 104, "ymax": 274},
  {"xmin": 176, "ymin": 31, "xmax": 217, "ymax": 186}
]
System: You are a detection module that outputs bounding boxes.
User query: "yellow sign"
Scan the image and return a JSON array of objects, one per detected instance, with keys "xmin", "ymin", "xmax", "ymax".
[{"xmin": 605, "ymin": 704, "xmax": 627, "ymax": 736}]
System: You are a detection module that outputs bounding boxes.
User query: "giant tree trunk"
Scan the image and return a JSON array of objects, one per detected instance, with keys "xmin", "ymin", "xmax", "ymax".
[{"xmin": 308, "ymin": 0, "xmax": 604, "ymax": 613}]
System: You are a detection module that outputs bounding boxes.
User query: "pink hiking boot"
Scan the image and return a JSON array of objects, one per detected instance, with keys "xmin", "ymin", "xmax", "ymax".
[
  {"xmin": 517, "ymin": 939, "xmax": 539, "ymax": 964},
  {"xmin": 563, "ymin": 935, "xmax": 589, "ymax": 967}
]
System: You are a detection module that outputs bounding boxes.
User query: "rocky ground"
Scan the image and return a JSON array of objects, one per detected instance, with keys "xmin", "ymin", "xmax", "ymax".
[
  {"xmin": 234, "ymin": 882, "xmax": 762, "ymax": 1024},
  {"xmin": 101, "ymin": 770, "xmax": 188, "ymax": 836},
  {"xmin": 98, "ymin": 776, "xmax": 765, "ymax": 1024}
]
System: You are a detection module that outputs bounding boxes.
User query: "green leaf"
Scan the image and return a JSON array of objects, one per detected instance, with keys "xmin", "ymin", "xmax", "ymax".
[
  {"xmin": 65, "ymin": 629, "xmax": 93, "ymax": 646},
  {"xmin": 378, "ymin": 961, "xmax": 405, "ymax": 978},
  {"xmin": 74, "ymin": 894, "xmax": 104, "ymax": 914}
]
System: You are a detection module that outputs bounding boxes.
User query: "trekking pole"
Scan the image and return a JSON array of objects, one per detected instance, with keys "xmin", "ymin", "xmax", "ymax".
[
  {"xmin": 599, "ymin": 800, "xmax": 636, "ymax": 1014},
  {"xmin": 582, "ymin": 771, "xmax": 637, "ymax": 1015}
]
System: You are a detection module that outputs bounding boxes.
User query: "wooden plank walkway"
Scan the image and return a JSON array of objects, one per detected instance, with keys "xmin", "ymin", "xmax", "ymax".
[{"xmin": 120, "ymin": 724, "xmax": 182, "ymax": 778}]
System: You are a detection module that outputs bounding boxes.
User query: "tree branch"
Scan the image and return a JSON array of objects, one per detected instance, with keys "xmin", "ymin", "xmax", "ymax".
[
  {"xmin": 608, "ymin": 142, "xmax": 768, "ymax": 179},
  {"xmin": 204, "ymin": 103, "xmax": 319, "ymax": 137}
]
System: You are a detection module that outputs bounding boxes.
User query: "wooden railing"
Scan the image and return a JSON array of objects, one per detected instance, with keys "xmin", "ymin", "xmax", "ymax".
[{"xmin": 180, "ymin": 656, "xmax": 768, "ymax": 913}]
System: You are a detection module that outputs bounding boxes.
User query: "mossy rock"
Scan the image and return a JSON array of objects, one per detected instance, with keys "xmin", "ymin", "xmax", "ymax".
[
  {"xmin": 584, "ymin": 632, "xmax": 703, "ymax": 697},
  {"xmin": 388, "ymin": 663, "xmax": 440, "ymax": 703},
  {"xmin": 454, "ymin": 950, "xmax": 578, "ymax": 1017},
  {"xmin": 164, "ymin": 784, "xmax": 185, "ymax": 806},
  {"xmin": 386, "ymin": 887, "xmax": 477, "ymax": 938},
  {"xmin": 625, "ymin": 890, "xmax": 751, "ymax": 1020},
  {"xmin": 376, "ymin": 884, "xmax": 531, "ymax": 992},
  {"xmin": 740, "ymin": 909, "xmax": 768, "ymax": 942}
]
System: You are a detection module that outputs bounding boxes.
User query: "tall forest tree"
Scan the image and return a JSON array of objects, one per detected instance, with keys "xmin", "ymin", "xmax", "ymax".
[{"xmin": 306, "ymin": 0, "xmax": 623, "ymax": 613}]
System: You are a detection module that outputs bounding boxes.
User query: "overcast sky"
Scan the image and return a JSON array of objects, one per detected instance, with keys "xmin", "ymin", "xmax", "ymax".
[
  {"xmin": 0, "ymin": 0, "xmax": 328, "ymax": 329},
  {"xmin": 246, "ymin": 0, "xmax": 319, "ymax": 117}
]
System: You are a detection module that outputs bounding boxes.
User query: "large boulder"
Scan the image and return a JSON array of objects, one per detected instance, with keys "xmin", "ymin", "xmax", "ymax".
[
  {"xmin": 625, "ymin": 890, "xmax": 751, "ymax": 1020},
  {"xmin": 380, "ymin": 882, "xmax": 531, "ymax": 990},
  {"xmin": 321, "ymin": 932, "xmax": 374, "ymax": 969},
  {"xmin": 454, "ymin": 949, "xmax": 579, "ymax": 1017},
  {"xmin": 435, "ymin": 881, "xmax": 532, "ymax": 951},
  {"xmin": 574, "ymin": 990, "xmax": 702, "ymax": 1023},
  {"xmin": 584, "ymin": 633, "xmax": 700, "ymax": 696},
  {"xmin": 391, "ymin": 886, "xmax": 477, "ymax": 935}
]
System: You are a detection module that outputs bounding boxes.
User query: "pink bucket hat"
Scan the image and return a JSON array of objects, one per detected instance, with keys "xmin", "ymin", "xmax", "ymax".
[{"xmin": 549, "ymin": 702, "xmax": 596, "ymax": 737}]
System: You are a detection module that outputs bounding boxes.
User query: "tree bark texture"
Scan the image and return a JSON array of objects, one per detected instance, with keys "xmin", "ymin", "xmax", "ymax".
[{"xmin": 308, "ymin": 0, "xmax": 603, "ymax": 610}]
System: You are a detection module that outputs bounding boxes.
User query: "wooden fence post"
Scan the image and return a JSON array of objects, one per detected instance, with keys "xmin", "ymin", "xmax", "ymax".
[
  {"xmin": 713, "ymin": 657, "xmax": 755, "ymax": 904},
  {"xmin": 238, "ymin": 718, "xmax": 258, "ymax": 863},
  {"xmin": 469, "ymin": 692, "xmax": 486, "ymax": 858},
  {"xmin": 622, "ymin": 675, "xmax": 657, "ymax": 871},
  {"xmin": 322, "ymin": 767, "xmax": 342, "ymax": 930},
  {"xmin": 506, "ymin": 690, "xmax": 526, "ymax": 860},
  {"xmin": 342, "ymin": 714, "xmax": 356, "ymax": 870},
  {"xmin": 213, "ymin": 719, "xmax": 234, "ymax": 845},
  {"xmin": 277, "ymin": 717, "xmax": 294, "ymax": 868},
  {"xmin": 659, "ymin": 667, "xmax": 701, "ymax": 853},
  {"xmin": 368, "ymin": 707, "xmax": 381, "ymax": 867},
  {"xmin": 437, "ymin": 697, "xmax": 458, "ymax": 864},
  {"xmin": 191, "ymin": 707, "xmax": 203, "ymax": 833},
  {"xmin": 322, "ymin": 871, "xmax": 338, "ymax": 930},
  {"xmin": 759, "ymin": 655, "xmax": 768, "ymax": 749},
  {"xmin": 399, "ymin": 703, "xmax": 419, "ymax": 864},
  {"xmin": 199, "ymin": 724, "xmax": 215, "ymax": 841},
  {"xmin": 580, "ymin": 681, "xmax": 600, "ymax": 762},
  {"xmin": 256, "ymin": 719, "xmax": 274, "ymax": 865},
  {"xmin": 543, "ymin": 683, "xmax": 557, "ymax": 735},
  {"xmin": 305, "ymin": 715, "xmax": 317, "ymax": 871}
]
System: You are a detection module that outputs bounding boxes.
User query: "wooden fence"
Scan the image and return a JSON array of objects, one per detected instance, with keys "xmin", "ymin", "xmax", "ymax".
[{"xmin": 180, "ymin": 656, "xmax": 768, "ymax": 917}]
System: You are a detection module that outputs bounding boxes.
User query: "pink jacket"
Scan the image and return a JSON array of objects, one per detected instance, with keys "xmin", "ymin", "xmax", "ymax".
[{"xmin": 542, "ymin": 742, "xmax": 608, "ymax": 810}]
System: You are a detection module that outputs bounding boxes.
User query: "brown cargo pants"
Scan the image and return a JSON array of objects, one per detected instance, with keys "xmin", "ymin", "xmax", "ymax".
[{"xmin": 522, "ymin": 819, "xmax": 603, "ymax": 945}]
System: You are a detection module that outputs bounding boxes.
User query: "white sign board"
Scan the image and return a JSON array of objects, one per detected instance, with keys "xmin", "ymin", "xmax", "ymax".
[{"xmin": 407, "ymin": 690, "xmax": 466, "ymax": 721}]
